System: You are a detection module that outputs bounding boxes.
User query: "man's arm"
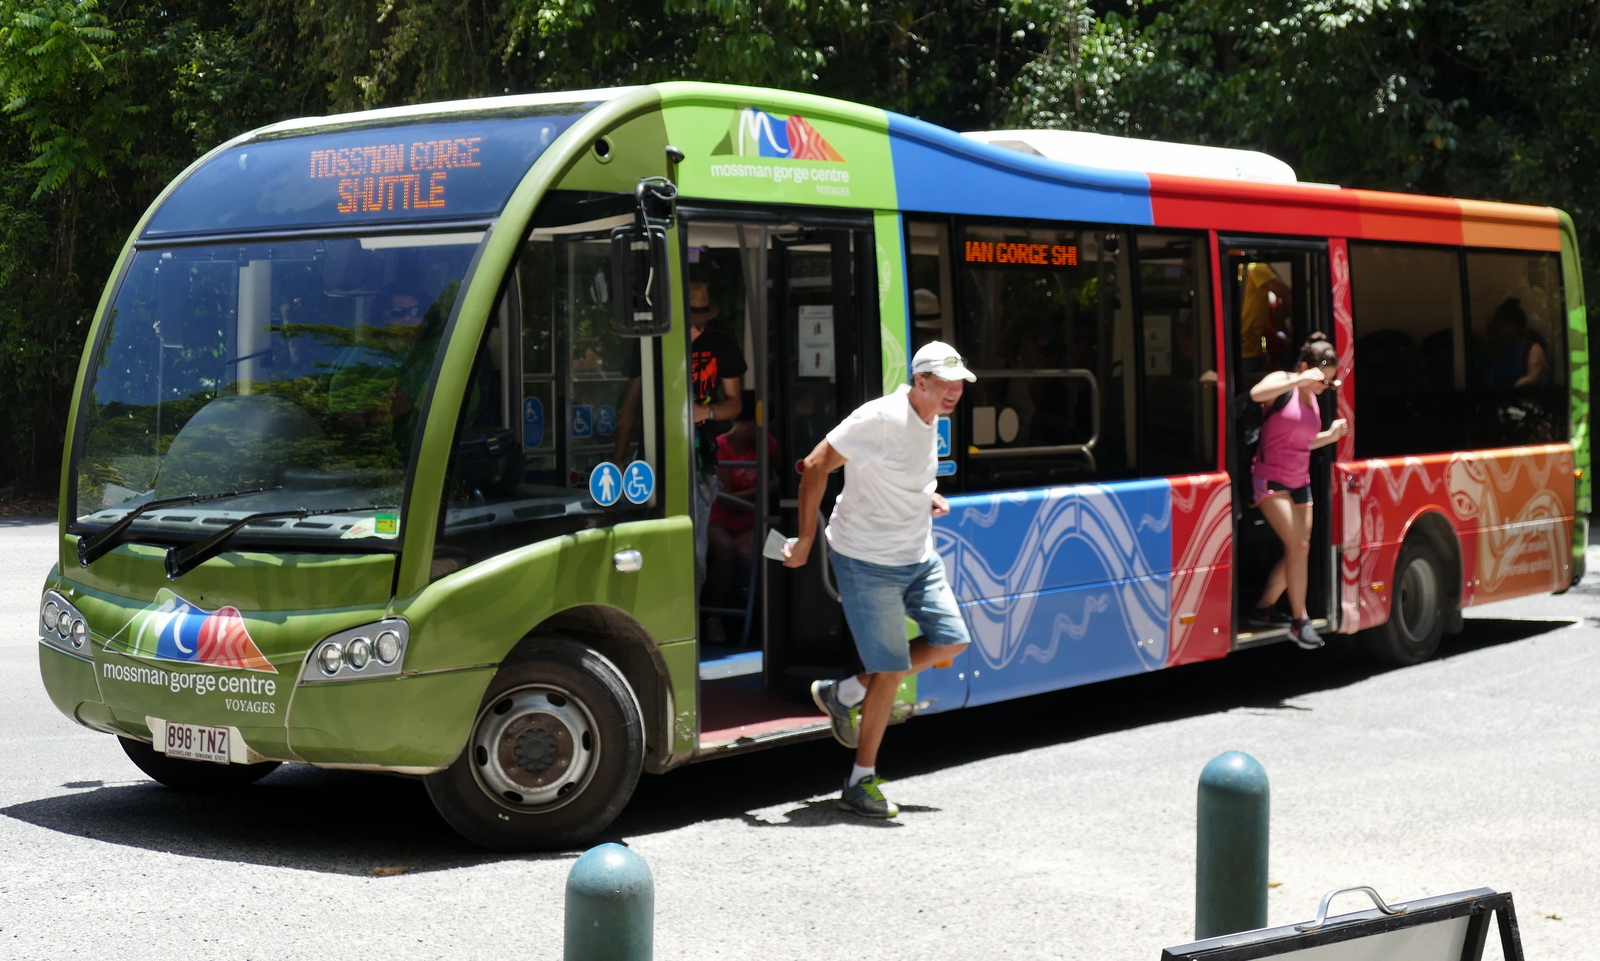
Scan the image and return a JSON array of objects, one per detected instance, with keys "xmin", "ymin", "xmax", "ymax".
[
  {"xmin": 695, "ymin": 375, "xmax": 742, "ymax": 424},
  {"xmin": 782, "ymin": 438, "xmax": 847, "ymax": 568}
]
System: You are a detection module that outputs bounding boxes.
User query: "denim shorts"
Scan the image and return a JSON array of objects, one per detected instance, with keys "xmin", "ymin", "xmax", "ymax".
[{"xmin": 829, "ymin": 550, "xmax": 971, "ymax": 674}]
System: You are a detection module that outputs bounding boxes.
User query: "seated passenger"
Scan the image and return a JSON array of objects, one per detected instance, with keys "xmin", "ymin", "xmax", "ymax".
[
  {"xmin": 705, "ymin": 397, "xmax": 776, "ymax": 643},
  {"xmin": 1484, "ymin": 297, "xmax": 1549, "ymax": 388}
]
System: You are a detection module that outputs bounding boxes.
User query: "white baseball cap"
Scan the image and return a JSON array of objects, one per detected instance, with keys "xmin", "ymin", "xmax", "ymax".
[{"xmin": 910, "ymin": 341, "xmax": 976, "ymax": 382}]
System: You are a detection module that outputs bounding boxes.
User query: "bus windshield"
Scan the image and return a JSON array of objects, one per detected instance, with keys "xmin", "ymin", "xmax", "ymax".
[{"xmin": 72, "ymin": 232, "xmax": 483, "ymax": 546}]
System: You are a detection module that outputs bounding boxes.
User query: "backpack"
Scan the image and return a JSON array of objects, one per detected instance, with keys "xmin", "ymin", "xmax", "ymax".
[{"xmin": 1233, "ymin": 389, "xmax": 1292, "ymax": 481}]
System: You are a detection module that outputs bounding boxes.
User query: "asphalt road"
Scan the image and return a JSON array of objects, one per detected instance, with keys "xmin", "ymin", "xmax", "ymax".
[{"xmin": 2, "ymin": 516, "xmax": 1595, "ymax": 960}]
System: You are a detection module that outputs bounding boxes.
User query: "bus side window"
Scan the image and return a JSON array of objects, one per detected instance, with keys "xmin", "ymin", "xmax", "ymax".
[
  {"xmin": 955, "ymin": 220, "xmax": 1135, "ymax": 491},
  {"xmin": 1348, "ymin": 243, "xmax": 1565, "ymax": 459},
  {"xmin": 431, "ymin": 222, "xmax": 662, "ymax": 580},
  {"xmin": 1463, "ymin": 249, "xmax": 1566, "ymax": 449},
  {"xmin": 1136, "ymin": 233, "xmax": 1216, "ymax": 476}
]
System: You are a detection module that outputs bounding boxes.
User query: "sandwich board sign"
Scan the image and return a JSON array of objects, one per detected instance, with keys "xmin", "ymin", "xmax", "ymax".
[{"xmin": 1161, "ymin": 888, "xmax": 1523, "ymax": 961}]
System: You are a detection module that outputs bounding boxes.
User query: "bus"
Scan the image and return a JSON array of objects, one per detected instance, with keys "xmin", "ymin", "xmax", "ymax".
[{"xmin": 37, "ymin": 83, "xmax": 1588, "ymax": 850}]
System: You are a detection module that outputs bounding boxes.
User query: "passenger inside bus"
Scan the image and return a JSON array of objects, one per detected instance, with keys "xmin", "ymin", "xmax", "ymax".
[
  {"xmin": 1482, "ymin": 297, "xmax": 1550, "ymax": 388},
  {"xmin": 705, "ymin": 393, "xmax": 778, "ymax": 643},
  {"xmin": 1238, "ymin": 261, "xmax": 1292, "ymax": 374}
]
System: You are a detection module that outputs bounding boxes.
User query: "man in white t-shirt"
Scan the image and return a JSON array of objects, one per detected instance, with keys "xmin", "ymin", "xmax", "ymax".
[{"xmin": 782, "ymin": 341, "xmax": 974, "ymax": 818}]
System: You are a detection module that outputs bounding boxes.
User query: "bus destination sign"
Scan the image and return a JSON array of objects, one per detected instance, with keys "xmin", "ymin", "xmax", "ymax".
[
  {"xmin": 964, "ymin": 240, "xmax": 1079, "ymax": 267},
  {"xmin": 310, "ymin": 137, "xmax": 483, "ymax": 215}
]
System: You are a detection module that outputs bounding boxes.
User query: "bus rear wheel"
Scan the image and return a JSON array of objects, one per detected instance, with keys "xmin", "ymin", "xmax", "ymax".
[
  {"xmin": 425, "ymin": 639, "xmax": 644, "ymax": 851},
  {"xmin": 119, "ymin": 736, "xmax": 281, "ymax": 790},
  {"xmin": 1361, "ymin": 540, "xmax": 1446, "ymax": 666}
]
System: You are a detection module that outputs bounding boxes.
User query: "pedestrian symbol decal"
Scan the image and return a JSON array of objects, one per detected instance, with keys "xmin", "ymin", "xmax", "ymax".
[
  {"xmin": 596, "ymin": 404, "xmax": 617, "ymax": 437},
  {"xmin": 623, "ymin": 460, "xmax": 655, "ymax": 504},
  {"xmin": 522, "ymin": 397, "xmax": 545, "ymax": 448},
  {"xmin": 589, "ymin": 462, "xmax": 622, "ymax": 507},
  {"xmin": 572, "ymin": 405, "xmax": 593, "ymax": 439},
  {"xmin": 936, "ymin": 415, "xmax": 951, "ymax": 458}
]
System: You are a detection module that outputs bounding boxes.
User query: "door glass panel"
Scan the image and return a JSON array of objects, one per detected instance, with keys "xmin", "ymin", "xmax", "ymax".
[{"xmin": 433, "ymin": 203, "xmax": 661, "ymax": 579}]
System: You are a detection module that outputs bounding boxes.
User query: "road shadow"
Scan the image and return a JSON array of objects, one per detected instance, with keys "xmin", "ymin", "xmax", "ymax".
[{"xmin": 2, "ymin": 616, "xmax": 1571, "ymax": 874}]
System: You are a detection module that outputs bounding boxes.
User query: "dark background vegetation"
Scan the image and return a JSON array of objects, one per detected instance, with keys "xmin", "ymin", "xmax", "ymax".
[{"xmin": 0, "ymin": 0, "xmax": 1593, "ymax": 499}]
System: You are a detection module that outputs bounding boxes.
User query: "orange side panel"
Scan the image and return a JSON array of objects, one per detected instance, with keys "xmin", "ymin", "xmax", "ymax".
[
  {"xmin": 1457, "ymin": 200, "xmax": 1563, "ymax": 252},
  {"xmin": 1149, "ymin": 176, "xmax": 1560, "ymax": 251}
]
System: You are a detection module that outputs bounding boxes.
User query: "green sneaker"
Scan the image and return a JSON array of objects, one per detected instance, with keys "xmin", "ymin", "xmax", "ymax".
[
  {"xmin": 838, "ymin": 775, "xmax": 899, "ymax": 818},
  {"xmin": 810, "ymin": 679, "xmax": 860, "ymax": 749}
]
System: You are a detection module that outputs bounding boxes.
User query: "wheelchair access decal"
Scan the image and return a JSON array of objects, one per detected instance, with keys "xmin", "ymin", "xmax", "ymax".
[
  {"xmin": 589, "ymin": 462, "xmax": 623, "ymax": 507},
  {"xmin": 623, "ymin": 460, "xmax": 655, "ymax": 504}
]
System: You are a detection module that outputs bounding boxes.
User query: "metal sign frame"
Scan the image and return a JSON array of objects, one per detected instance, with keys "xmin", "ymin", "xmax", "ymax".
[{"xmin": 1161, "ymin": 888, "xmax": 1523, "ymax": 961}]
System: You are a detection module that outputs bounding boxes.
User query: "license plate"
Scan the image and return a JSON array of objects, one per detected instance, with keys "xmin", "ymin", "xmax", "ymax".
[{"xmin": 162, "ymin": 721, "xmax": 229, "ymax": 764}]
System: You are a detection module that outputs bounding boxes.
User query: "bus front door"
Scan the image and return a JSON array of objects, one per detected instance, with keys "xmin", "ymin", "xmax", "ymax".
[
  {"xmin": 1220, "ymin": 240, "xmax": 1338, "ymax": 643},
  {"xmin": 682, "ymin": 214, "xmax": 876, "ymax": 746}
]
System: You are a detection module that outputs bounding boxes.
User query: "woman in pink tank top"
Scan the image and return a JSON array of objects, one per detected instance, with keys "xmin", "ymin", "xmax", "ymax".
[{"xmin": 1248, "ymin": 332, "xmax": 1348, "ymax": 649}]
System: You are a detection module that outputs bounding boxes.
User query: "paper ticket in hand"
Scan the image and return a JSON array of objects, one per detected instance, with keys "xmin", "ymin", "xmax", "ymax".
[{"xmin": 762, "ymin": 529, "xmax": 794, "ymax": 562}]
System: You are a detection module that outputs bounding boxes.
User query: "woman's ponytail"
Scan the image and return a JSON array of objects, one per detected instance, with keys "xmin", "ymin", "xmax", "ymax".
[{"xmin": 1299, "ymin": 331, "xmax": 1337, "ymax": 368}]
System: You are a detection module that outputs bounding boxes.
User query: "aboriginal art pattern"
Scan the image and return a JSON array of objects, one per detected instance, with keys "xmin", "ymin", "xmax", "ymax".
[
  {"xmin": 712, "ymin": 107, "xmax": 844, "ymax": 162},
  {"xmin": 932, "ymin": 474, "xmax": 1233, "ymax": 708},
  {"xmin": 105, "ymin": 589, "xmax": 276, "ymax": 673},
  {"xmin": 1336, "ymin": 445, "xmax": 1574, "ymax": 632}
]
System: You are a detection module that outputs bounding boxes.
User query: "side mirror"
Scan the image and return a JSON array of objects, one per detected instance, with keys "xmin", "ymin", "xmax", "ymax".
[
  {"xmin": 612, "ymin": 176, "xmax": 677, "ymax": 338},
  {"xmin": 611, "ymin": 224, "xmax": 671, "ymax": 337}
]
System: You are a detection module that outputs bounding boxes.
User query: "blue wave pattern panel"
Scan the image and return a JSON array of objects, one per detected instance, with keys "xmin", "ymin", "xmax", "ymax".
[
  {"xmin": 933, "ymin": 479, "xmax": 1175, "ymax": 706},
  {"xmin": 884, "ymin": 113, "xmax": 1155, "ymax": 225}
]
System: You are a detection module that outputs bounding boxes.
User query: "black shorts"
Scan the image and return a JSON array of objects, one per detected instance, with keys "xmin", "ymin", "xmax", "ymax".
[{"xmin": 1252, "ymin": 475, "xmax": 1312, "ymax": 506}]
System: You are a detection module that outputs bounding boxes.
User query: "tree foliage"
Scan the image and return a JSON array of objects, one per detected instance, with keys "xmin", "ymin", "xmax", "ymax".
[
  {"xmin": 1013, "ymin": 0, "xmax": 1600, "ymax": 289},
  {"xmin": 0, "ymin": 0, "xmax": 1593, "ymax": 496}
]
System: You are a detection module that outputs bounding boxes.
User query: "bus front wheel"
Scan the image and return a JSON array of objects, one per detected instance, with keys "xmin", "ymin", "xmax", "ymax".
[
  {"xmin": 425, "ymin": 639, "xmax": 644, "ymax": 851},
  {"xmin": 119, "ymin": 736, "xmax": 281, "ymax": 789},
  {"xmin": 1361, "ymin": 540, "xmax": 1446, "ymax": 666}
]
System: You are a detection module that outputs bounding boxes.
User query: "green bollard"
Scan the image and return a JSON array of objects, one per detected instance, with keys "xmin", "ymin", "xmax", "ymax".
[
  {"xmin": 565, "ymin": 842, "xmax": 654, "ymax": 961},
  {"xmin": 1195, "ymin": 751, "xmax": 1269, "ymax": 939}
]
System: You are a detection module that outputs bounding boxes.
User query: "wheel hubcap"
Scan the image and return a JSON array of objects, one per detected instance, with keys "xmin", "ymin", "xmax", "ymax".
[
  {"xmin": 1397, "ymin": 557, "xmax": 1439, "ymax": 644},
  {"xmin": 470, "ymin": 684, "xmax": 597, "ymax": 812}
]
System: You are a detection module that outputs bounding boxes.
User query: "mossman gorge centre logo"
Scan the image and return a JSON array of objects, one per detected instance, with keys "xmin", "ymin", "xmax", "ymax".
[{"xmin": 709, "ymin": 107, "xmax": 851, "ymax": 196}]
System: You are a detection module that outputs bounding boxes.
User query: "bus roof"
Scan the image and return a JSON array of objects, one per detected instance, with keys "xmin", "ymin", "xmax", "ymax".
[
  {"xmin": 141, "ymin": 81, "xmax": 1562, "ymax": 253},
  {"xmin": 962, "ymin": 129, "xmax": 1301, "ymax": 185}
]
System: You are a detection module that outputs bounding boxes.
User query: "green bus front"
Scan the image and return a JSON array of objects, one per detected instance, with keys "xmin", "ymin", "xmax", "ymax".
[{"xmin": 38, "ymin": 89, "xmax": 718, "ymax": 847}]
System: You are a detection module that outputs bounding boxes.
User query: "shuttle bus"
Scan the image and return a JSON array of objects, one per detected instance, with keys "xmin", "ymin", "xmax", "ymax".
[{"xmin": 37, "ymin": 83, "xmax": 1588, "ymax": 849}]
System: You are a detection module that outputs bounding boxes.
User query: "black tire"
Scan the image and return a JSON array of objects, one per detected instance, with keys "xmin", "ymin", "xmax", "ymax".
[
  {"xmin": 1361, "ymin": 540, "xmax": 1447, "ymax": 666},
  {"xmin": 424, "ymin": 638, "xmax": 644, "ymax": 851},
  {"xmin": 119, "ymin": 736, "xmax": 281, "ymax": 790}
]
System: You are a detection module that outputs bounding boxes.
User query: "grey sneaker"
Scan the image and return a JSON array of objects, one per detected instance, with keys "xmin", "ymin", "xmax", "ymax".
[
  {"xmin": 838, "ymin": 775, "xmax": 899, "ymax": 818},
  {"xmin": 1289, "ymin": 618, "xmax": 1324, "ymax": 650},
  {"xmin": 810, "ymin": 679, "xmax": 860, "ymax": 749}
]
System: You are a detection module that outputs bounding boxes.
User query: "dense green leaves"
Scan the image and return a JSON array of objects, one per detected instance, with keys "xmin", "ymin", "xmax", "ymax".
[
  {"xmin": 1013, "ymin": 0, "xmax": 1600, "ymax": 291},
  {"xmin": 0, "ymin": 0, "xmax": 1592, "ymax": 495}
]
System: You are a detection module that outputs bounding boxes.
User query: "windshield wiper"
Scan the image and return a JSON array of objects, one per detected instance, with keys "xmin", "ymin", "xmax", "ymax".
[
  {"xmin": 164, "ymin": 505, "xmax": 396, "ymax": 579},
  {"xmin": 77, "ymin": 486, "xmax": 282, "ymax": 568}
]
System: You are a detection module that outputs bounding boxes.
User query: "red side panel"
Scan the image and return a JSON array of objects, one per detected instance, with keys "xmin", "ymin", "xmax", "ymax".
[
  {"xmin": 1329, "ymin": 240, "xmax": 1362, "ymax": 631},
  {"xmin": 1167, "ymin": 472, "xmax": 1234, "ymax": 666},
  {"xmin": 1336, "ymin": 445, "xmax": 1574, "ymax": 632}
]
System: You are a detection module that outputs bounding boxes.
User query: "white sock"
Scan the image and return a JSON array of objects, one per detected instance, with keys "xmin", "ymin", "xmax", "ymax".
[
  {"xmin": 847, "ymin": 764, "xmax": 875, "ymax": 787},
  {"xmin": 836, "ymin": 676, "xmax": 866, "ymax": 707}
]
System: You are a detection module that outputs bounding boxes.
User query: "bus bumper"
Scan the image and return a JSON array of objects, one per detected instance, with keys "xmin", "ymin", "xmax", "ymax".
[
  {"xmin": 285, "ymin": 666, "xmax": 496, "ymax": 773},
  {"xmin": 38, "ymin": 641, "xmax": 122, "ymax": 734}
]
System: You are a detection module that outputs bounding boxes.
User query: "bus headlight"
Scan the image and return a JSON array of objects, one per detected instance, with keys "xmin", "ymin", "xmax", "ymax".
[
  {"xmin": 345, "ymin": 636, "xmax": 372, "ymax": 670},
  {"xmin": 299, "ymin": 618, "xmax": 408, "ymax": 685},
  {"xmin": 373, "ymin": 630, "xmax": 401, "ymax": 665},
  {"xmin": 316, "ymin": 642, "xmax": 344, "ymax": 676},
  {"xmin": 39, "ymin": 590, "xmax": 91, "ymax": 660}
]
